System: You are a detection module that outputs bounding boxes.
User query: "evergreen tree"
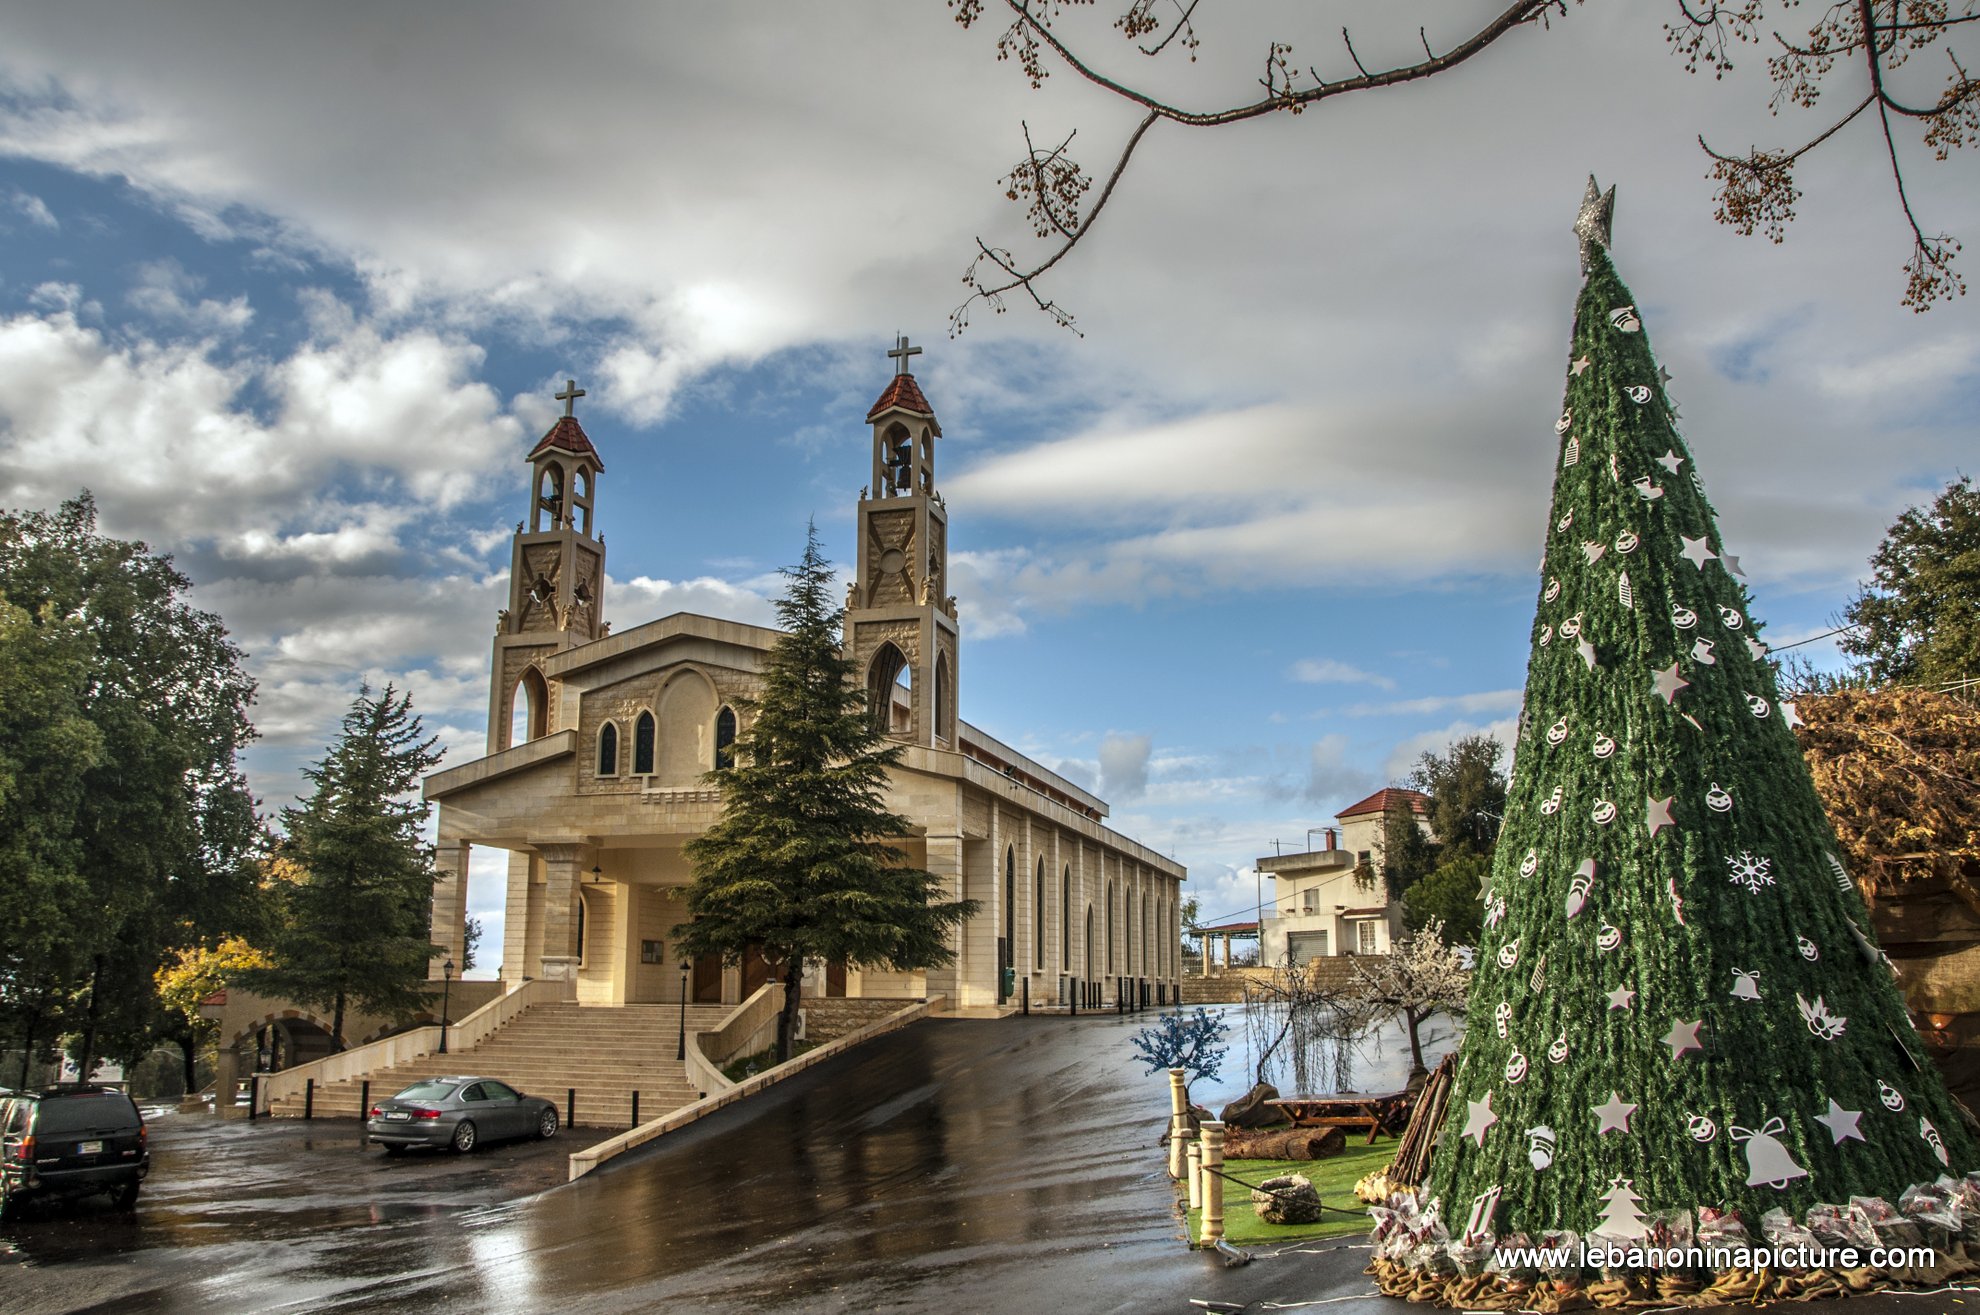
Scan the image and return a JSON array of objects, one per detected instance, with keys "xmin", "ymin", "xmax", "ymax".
[
  {"xmin": 1840, "ymin": 475, "xmax": 1980, "ymax": 688},
  {"xmin": 1410, "ymin": 734, "xmax": 1508, "ymax": 862},
  {"xmin": 1379, "ymin": 794, "xmax": 1438, "ymax": 904},
  {"xmin": 254, "ymin": 685, "xmax": 441, "ymax": 1050},
  {"xmin": 1424, "ymin": 183, "xmax": 1975, "ymax": 1252},
  {"xmin": 1402, "ymin": 852, "xmax": 1488, "ymax": 945},
  {"xmin": 676, "ymin": 525, "xmax": 976, "ymax": 1062}
]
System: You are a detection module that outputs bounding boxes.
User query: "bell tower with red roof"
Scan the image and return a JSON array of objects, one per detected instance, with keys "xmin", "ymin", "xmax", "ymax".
[
  {"xmin": 487, "ymin": 379, "xmax": 608, "ymax": 752},
  {"xmin": 847, "ymin": 335, "xmax": 958, "ymax": 749}
]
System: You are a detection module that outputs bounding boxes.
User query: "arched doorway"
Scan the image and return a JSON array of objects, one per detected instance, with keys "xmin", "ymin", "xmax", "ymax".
[{"xmin": 999, "ymin": 846, "xmax": 1014, "ymax": 1002}]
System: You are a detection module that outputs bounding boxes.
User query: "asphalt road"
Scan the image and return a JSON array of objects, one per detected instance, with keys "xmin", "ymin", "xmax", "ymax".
[{"xmin": 6, "ymin": 1014, "xmax": 1976, "ymax": 1314}]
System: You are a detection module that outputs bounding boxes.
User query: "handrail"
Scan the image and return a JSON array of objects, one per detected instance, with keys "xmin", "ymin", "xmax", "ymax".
[
  {"xmin": 450, "ymin": 977, "xmax": 561, "ymax": 1053},
  {"xmin": 685, "ymin": 982, "xmax": 784, "ymax": 1096}
]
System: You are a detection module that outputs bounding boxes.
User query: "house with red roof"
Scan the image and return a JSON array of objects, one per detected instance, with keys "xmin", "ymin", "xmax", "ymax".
[{"xmin": 1255, "ymin": 787, "xmax": 1432, "ymax": 965}]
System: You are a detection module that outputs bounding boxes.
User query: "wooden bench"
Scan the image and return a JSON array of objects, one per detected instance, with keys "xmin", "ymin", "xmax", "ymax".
[{"xmin": 1265, "ymin": 1091, "xmax": 1412, "ymax": 1145}]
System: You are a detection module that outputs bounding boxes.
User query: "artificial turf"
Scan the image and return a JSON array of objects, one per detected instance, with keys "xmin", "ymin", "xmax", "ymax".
[{"xmin": 1181, "ymin": 1136, "xmax": 1396, "ymax": 1247}]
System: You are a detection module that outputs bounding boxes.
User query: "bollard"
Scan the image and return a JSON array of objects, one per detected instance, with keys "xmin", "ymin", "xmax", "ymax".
[
  {"xmin": 1198, "ymin": 1120, "xmax": 1227, "ymax": 1245},
  {"xmin": 359, "ymin": 1081, "xmax": 370, "ymax": 1121},
  {"xmin": 1187, "ymin": 1139, "xmax": 1204, "ymax": 1210},
  {"xmin": 1021, "ymin": 976, "xmax": 1029, "ymax": 1016},
  {"xmin": 567, "ymin": 1088, "xmax": 576, "ymax": 1130},
  {"xmin": 1167, "ymin": 1068, "xmax": 1189, "ymax": 1180},
  {"xmin": 631, "ymin": 1090, "xmax": 640, "ymax": 1127},
  {"xmin": 1069, "ymin": 978, "xmax": 1077, "ymax": 1016},
  {"xmin": 249, "ymin": 1074, "xmax": 260, "ymax": 1122},
  {"xmin": 304, "ymin": 1078, "xmax": 314, "ymax": 1121}
]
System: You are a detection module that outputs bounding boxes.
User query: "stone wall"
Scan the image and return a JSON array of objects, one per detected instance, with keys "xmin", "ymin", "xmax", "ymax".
[
  {"xmin": 1179, "ymin": 956, "xmax": 1387, "ymax": 1005},
  {"xmin": 802, "ymin": 998, "xmax": 916, "ymax": 1044}
]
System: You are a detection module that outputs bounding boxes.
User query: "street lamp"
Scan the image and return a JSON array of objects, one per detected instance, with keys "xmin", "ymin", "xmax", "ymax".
[
  {"xmin": 677, "ymin": 961, "xmax": 690, "ymax": 1061},
  {"xmin": 439, "ymin": 958, "xmax": 455, "ymax": 1054}
]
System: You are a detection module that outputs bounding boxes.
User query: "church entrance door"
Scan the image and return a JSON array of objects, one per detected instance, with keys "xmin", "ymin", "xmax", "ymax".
[
  {"xmin": 826, "ymin": 961, "xmax": 847, "ymax": 997},
  {"xmin": 692, "ymin": 952, "xmax": 723, "ymax": 1003},
  {"xmin": 741, "ymin": 942, "xmax": 774, "ymax": 996}
]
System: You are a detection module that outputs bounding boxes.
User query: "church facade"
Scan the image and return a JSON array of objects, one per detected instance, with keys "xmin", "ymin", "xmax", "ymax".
[{"xmin": 422, "ymin": 350, "xmax": 1187, "ymax": 1013}]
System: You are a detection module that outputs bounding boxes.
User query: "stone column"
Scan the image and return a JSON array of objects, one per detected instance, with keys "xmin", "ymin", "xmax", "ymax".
[
  {"xmin": 429, "ymin": 840, "xmax": 470, "ymax": 981},
  {"xmin": 1198, "ymin": 1121, "xmax": 1227, "ymax": 1245},
  {"xmin": 501, "ymin": 850, "xmax": 532, "ymax": 986},
  {"xmin": 1167, "ymin": 1067, "xmax": 1189, "ymax": 1180},
  {"xmin": 213, "ymin": 1047, "xmax": 241, "ymax": 1121},
  {"xmin": 538, "ymin": 843, "xmax": 584, "ymax": 998},
  {"xmin": 922, "ymin": 834, "xmax": 965, "ymax": 1005}
]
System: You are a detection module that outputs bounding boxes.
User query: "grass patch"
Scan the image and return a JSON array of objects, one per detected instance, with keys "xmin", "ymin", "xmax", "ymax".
[
  {"xmin": 720, "ymin": 1040, "xmax": 816, "ymax": 1082},
  {"xmin": 1182, "ymin": 1136, "xmax": 1394, "ymax": 1247}
]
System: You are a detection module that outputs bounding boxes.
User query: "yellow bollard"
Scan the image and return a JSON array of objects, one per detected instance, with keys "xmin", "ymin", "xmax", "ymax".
[
  {"xmin": 1167, "ymin": 1068, "xmax": 1189, "ymax": 1180},
  {"xmin": 1186, "ymin": 1140, "xmax": 1203, "ymax": 1210},
  {"xmin": 1198, "ymin": 1120, "xmax": 1226, "ymax": 1246}
]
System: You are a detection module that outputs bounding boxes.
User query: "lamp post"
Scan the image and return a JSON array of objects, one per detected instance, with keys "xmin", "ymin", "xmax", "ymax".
[
  {"xmin": 677, "ymin": 962, "xmax": 690, "ymax": 1061},
  {"xmin": 439, "ymin": 958, "xmax": 455, "ymax": 1054}
]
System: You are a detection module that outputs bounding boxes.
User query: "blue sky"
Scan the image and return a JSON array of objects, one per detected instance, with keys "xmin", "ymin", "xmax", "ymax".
[{"xmin": 1, "ymin": 3, "xmax": 1974, "ymax": 972}]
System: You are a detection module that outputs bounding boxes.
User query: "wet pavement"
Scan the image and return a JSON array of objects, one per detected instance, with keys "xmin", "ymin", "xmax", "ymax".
[{"xmin": 6, "ymin": 1013, "xmax": 1973, "ymax": 1313}]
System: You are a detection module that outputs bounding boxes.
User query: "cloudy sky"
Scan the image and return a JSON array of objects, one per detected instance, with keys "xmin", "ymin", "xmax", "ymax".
[{"xmin": 2, "ymin": 2, "xmax": 1972, "ymax": 972}]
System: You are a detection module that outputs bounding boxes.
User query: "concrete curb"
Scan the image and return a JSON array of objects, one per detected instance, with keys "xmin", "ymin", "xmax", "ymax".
[{"xmin": 566, "ymin": 995, "xmax": 944, "ymax": 1180}]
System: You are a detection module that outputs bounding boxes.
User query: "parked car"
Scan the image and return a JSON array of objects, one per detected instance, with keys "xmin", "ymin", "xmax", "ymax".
[
  {"xmin": 365, "ymin": 1077, "xmax": 559, "ymax": 1154},
  {"xmin": 0, "ymin": 1085, "xmax": 150, "ymax": 1219}
]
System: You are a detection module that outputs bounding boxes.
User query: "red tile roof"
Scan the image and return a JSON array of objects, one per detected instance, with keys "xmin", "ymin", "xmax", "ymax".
[
  {"xmin": 1335, "ymin": 787, "xmax": 1430, "ymax": 820},
  {"xmin": 526, "ymin": 416, "xmax": 604, "ymax": 470},
  {"xmin": 867, "ymin": 372, "xmax": 935, "ymax": 420}
]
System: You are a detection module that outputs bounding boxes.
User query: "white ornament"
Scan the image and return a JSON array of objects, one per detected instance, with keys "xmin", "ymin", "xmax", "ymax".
[
  {"xmin": 1545, "ymin": 719, "xmax": 1569, "ymax": 747},
  {"xmin": 1667, "ymin": 877, "xmax": 1688, "ymax": 925},
  {"xmin": 1464, "ymin": 1093, "xmax": 1499, "ymax": 1147},
  {"xmin": 1597, "ymin": 921, "xmax": 1622, "ymax": 953},
  {"xmin": 1826, "ymin": 853, "xmax": 1853, "ymax": 892},
  {"xmin": 1497, "ymin": 939, "xmax": 1521, "ymax": 971},
  {"xmin": 1691, "ymin": 637, "xmax": 1717, "ymax": 665},
  {"xmin": 1879, "ymin": 1080, "xmax": 1907, "ymax": 1112},
  {"xmin": 1626, "ymin": 385, "xmax": 1653, "ymax": 404},
  {"xmin": 1615, "ymin": 531, "xmax": 1638, "ymax": 554},
  {"xmin": 1563, "ymin": 436, "xmax": 1581, "ymax": 467},
  {"xmin": 1538, "ymin": 623, "xmax": 1553, "ymax": 647},
  {"xmin": 1747, "ymin": 693, "xmax": 1772, "ymax": 718},
  {"xmin": 1796, "ymin": 993, "xmax": 1848, "ymax": 1042},
  {"xmin": 1718, "ymin": 606, "xmax": 1746, "ymax": 630},
  {"xmin": 1485, "ymin": 893, "xmax": 1507, "ymax": 928},
  {"xmin": 1646, "ymin": 795, "xmax": 1675, "ymax": 837},
  {"xmin": 1557, "ymin": 510, "xmax": 1574, "ymax": 532},
  {"xmin": 1582, "ymin": 539, "xmax": 1605, "ymax": 565},
  {"xmin": 1672, "ymin": 604, "xmax": 1699, "ymax": 630},
  {"xmin": 1566, "ymin": 865, "xmax": 1596, "ymax": 919},
  {"xmin": 1544, "ymin": 577, "xmax": 1561, "ymax": 602},
  {"xmin": 1797, "ymin": 935, "xmax": 1820, "ymax": 961},
  {"xmin": 1664, "ymin": 1018, "xmax": 1704, "ymax": 1058},
  {"xmin": 1591, "ymin": 799, "xmax": 1617, "ymax": 826},
  {"xmin": 1559, "ymin": 612, "xmax": 1582, "ymax": 638},
  {"xmin": 1745, "ymin": 636, "xmax": 1769, "ymax": 661},
  {"xmin": 1540, "ymin": 785, "xmax": 1563, "ymax": 816},
  {"xmin": 1520, "ymin": 847, "xmax": 1540, "ymax": 877},
  {"xmin": 1705, "ymin": 782, "xmax": 1733, "ymax": 813},
  {"xmin": 1734, "ymin": 1117, "xmax": 1809, "ymax": 1189},
  {"xmin": 1505, "ymin": 1050, "xmax": 1529, "ymax": 1085},
  {"xmin": 1618, "ymin": 573, "xmax": 1634, "ymax": 610},
  {"xmin": 1781, "ymin": 701, "xmax": 1805, "ymax": 729},
  {"xmin": 1922, "ymin": 1117, "xmax": 1949, "ymax": 1167},
  {"xmin": 1611, "ymin": 452, "xmax": 1622, "ymax": 484},
  {"xmin": 1529, "ymin": 954, "xmax": 1547, "ymax": 993},
  {"xmin": 1610, "ymin": 305, "xmax": 1642, "ymax": 332},
  {"xmin": 1464, "ymin": 1186, "xmax": 1504, "ymax": 1243},
  {"xmin": 1731, "ymin": 968, "xmax": 1761, "ymax": 1001},
  {"xmin": 1556, "ymin": 408, "xmax": 1574, "ymax": 435},
  {"xmin": 1528, "ymin": 1125, "xmax": 1557, "ymax": 1170},
  {"xmin": 1495, "ymin": 1001, "xmax": 1513, "ymax": 1037},
  {"xmin": 1592, "ymin": 733, "xmax": 1616, "ymax": 759},
  {"xmin": 1594, "ymin": 1092, "xmax": 1637, "ymax": 1135},
  {"xmin": 1657, "ymin": 449, "xmax": 1685, "ymax": 474},
  {"xmin": 1607, "ymin": 984, "xmax": 1636, "ymax": 1011},
  {"xmin": 1633, "ymin": 475, "xmax": 1664, "ymax": 501},
  {"xmin": 1728, "ymin": 850, "xmax": 1776, "ymax": 893},
  {"xmin": 1653, "ymin": 663, "xmax": 1690, "ymax": 704},
  {"xmin": 1815, "ymin": 1099, "xmax": 1864, "ymax": 1145},
  {"xmin": 1687, "ymin": 1113, "xmax": 1719, "ymax": 1144},
  {"xmin": 1546, "ymin": 1032, "xmax": 1569, "ymax": 1065},
  {"xmin": 1594, "ymin": 1176, "xmax": 1651, "ymax": 1241}
]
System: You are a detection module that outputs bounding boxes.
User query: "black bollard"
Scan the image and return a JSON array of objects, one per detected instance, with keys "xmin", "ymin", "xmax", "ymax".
[
  {"xmin": 631, "ymin": 1090, "xmax": 640, "ymax": 1127},
  {"xmin": 1021, "ymin": 976, "xmax": 1029, "ymax": 1016},
  {"xmin": 304, "ymin": 1078, "xmax": 314, "ymax": 1121},
  {"xmin": 567, "ymin": 1088, "xmax": 576, "ymax": 1130},
  {"xmin": 360, "ymin": 1080, "xmax": 370, "ymax": 1121},
  {"xmin": 249, "ymin": 1074, "xmax": 260, "ymax": 1122}
]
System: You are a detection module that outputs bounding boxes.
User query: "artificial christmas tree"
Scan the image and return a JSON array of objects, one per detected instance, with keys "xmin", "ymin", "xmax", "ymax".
[{"xmin": 1379, "ymin": 180, "xmax": 1978, "ymax": 1294}]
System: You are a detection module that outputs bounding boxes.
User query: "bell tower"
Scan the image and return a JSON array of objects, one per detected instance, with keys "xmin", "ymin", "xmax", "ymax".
[
  {"xmin": 488, "ymin": 379, "xmax": 608, "ymax": 752},
  {"xmin": 846, "ymin": 335, "xmax": 959, "ymax": 749}
]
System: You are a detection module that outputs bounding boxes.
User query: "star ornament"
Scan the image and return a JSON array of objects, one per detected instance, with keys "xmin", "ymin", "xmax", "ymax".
[
  {"xmin": 1656, "ymin": 449, "xmax": 1685, "ymax": 474},
  {"xmin": 1575, "ymin": 174, "xmax": 1618, "ymax": 272},
  {"xmin": 1607, "ymin": 985, "xmax": 1637, "ymax": 1011},
  {"xmin": 1576, "ymin": 636, "xmax": 1599, "ymax": 671},
  {"xmin": 1571, "ymin": 355, "xmax": 1592, "ymax": 376},
  {"xmin": 1646, "ymin": 794, "xmax": 1675, "ymax": 838},
  {"xmin": 1663, "ymin": 1018, "xmax": 1704, "ymax": 1059},
  {"xmin": 1680, "ymin": 535, "xmax": 1719, "ymax": 569},
  {"xmin": 1815, "ymin": 1099, "xmax": 1866, "ymax": 1145},
  {"xmin": 1464, "ymin": 1092, "xmax": 1500, "ymax": 1147},
  {"xmin": 1780, "ymin": 700, "xmax": 1804, "ymax": 729},
  {"xmin": 1595, "ymin": 1091, "xmax": 1638, "ymax": 1136},
  {"xmin": 1653, "ymin": 663, "xmax": 1690, "ymax": 705}
]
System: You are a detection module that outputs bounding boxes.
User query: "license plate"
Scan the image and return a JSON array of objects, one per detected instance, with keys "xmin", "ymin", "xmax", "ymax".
[
  {"xmin": 384, "ymin": 1112, "xmax": 410, "ymax": 1121},
  {"xmin": 77, "ymin": 1140, "xmax": 102, "ymax": 1155}
]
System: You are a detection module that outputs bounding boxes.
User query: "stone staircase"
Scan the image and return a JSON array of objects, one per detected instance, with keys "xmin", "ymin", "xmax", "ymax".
[{"xmin": 267, "ymin": 1002, "xmax": 734, "ymax": 1129}]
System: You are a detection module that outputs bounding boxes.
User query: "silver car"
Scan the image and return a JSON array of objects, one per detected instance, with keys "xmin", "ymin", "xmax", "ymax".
[{"xmin": 365, "ymin": 1077, "xmax": 559, "ymax": 1154}]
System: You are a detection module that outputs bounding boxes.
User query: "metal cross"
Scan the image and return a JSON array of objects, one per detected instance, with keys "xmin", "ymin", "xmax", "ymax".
[
  {"xmin": 886, "ymin": 333, "xmax": 921, "ymax": 376},
  {"xmin": 555, "ymin": 379, "xmax": 586, "ymax": 417}
]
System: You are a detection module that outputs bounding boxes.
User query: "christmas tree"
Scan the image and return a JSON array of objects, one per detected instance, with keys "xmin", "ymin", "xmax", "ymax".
[{"xmin": 1424, "ymin": 180, "xmax": 1976, "ymax": 1246}]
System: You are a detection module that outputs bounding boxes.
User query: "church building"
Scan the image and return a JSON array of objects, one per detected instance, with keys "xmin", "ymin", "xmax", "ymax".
[{"xmin": 422, "ymin": 344, "xmax": 1187, "ymax": 1013}]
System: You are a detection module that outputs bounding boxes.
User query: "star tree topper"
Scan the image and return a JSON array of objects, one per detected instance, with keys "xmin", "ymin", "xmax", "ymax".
[{"xmin": 1575, "ymin": 175, "xmax": 1617, "ymax": 274}]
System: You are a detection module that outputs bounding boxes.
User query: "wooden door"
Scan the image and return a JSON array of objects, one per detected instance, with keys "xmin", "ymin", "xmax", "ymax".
[
  {"xmin": 741, "ymin": 941, "xmax": 774, "ymax": 996},
  {"xmin": 692, "ymin": 952, "xmax": 723, "ymax": 1003},
  {"xmin": 826, "ymin": 961, "xmax": 847, "ymax": 997}
]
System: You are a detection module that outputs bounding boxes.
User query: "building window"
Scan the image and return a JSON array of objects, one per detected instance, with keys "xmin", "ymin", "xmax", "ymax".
[
  {"xmin": 597, "ymin": 722, "xmax": 619, "ymax": 776},
  {"xmin": 1034, "ymin": 858, "xmax": 1045, "ymax": 967},
  {"xmin": 714, "ymin": 706, "xmax": 737, "ymax": 770},
  {"xmin": 633, "ymin": 710, "xmax": 656, "ymax": 775},
  {"xmin": 1061, "ymin": 866, "xmax": 1072, "ymax": 964},
  {"xmin": 1357, "ymin": 920, "xmax": 1378, "ymax": 955},
  {"xmin": 1106, "ymin": 879, "xmax": 1116, "ymax": 975},
  {"xmin": 1301, "ymin": 888, "xmax": 1322, "ymax": 914}
]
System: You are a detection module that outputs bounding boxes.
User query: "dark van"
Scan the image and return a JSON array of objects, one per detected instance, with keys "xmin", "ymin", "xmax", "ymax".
[{"xmin": 0, "ymin": 1085, "xmax": 149, "ymax": 1218}]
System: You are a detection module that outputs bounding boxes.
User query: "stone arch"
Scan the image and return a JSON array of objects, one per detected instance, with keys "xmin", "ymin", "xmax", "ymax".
[
  {"xmin": 933, "ymin": 651, "xmax": 952, "ymax": 744},
  {"xmin": 656, "ymin": 668, "xmax": 720, "ymax": 783},
  {"xmin": 867, "ymin": 642, "xmax": 912, "ymax": 734},
  {"xmin": 534, "ymin": 461, "xmax": 566, "ymax": 531},
  {"xmin": 510, "ymin": 664, "xmax": 549, "ymax": 747}
]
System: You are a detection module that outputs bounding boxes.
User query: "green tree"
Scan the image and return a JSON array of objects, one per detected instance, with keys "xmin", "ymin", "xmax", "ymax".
[
  {"xmin": 675, "ymin": 526, "xmax": 977, "ymax": 1063},
  {"xmin": 253, "ymin": 685, "xmax": 442, "ymax": 1051},
  {"xmin": 1422, "ymin": 191, "xmax": 1974, "ymax": 1258},
  {"xmin": 1410, "ymin": 734, "xmax": 1508, "ymax": 862},
  {"xmin": 1840, "ymin": 476, "xmax": 1980, "ymax": 689},
  {"xmin": 0, "ymin": 495, "xmax": 261, "ymax": 1080},
  {"xmin": 1378, "ymin": 794, "xmax": 1438, "ymax": 904},
  {"xmin": 1403, "ymin": 852, "xmax": 1489, "ymax": 946}
]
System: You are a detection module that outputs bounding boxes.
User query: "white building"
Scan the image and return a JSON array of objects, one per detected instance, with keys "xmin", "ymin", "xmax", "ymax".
[{"xmin": 1257, "ymin": 788, "xmax": 1431, "ymax": 966}]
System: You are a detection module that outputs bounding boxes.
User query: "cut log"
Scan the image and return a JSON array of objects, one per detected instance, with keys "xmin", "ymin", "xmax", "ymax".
[{"xmin": 1222, "ymin": 1125, "xmax": 1346, "ymax": 1161}]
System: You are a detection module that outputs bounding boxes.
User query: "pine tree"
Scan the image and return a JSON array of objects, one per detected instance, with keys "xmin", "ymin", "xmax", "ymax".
[
  {"xmin": 676, "ymin": 524, "xmax": 977, "ymax": 1062},
  {"xmin": 254, "ymin": 685, "xmax": 442, "ymax": 1050},
  {"xmin": 1424, "ymin": 181, "xmax": 1975, "ymax": 1249}
]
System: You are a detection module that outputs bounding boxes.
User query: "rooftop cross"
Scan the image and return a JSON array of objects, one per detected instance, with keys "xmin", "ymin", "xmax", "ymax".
[
  {"xmin": 886, "ymin": 333, "xmax": 921, "ymax": 377},
  {"xmin": 555, "ymin": 379, "xmax": 586, "ymax": 417}
]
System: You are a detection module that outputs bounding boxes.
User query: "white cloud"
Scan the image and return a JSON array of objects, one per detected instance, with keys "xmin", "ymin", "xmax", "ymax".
[
  {"xmin": 1097, "ymin": 732, "xmax": 1152, "ymax": 800},
  {"xmin": 125, "ymin": 259, "xmax": 252, "ymax": 335},
  {"xmin": 1344, "ymin": 688, "xmax": 1523, "ymax": 718},
  {"xmin": 9, "ymin": 188, "xmax": 56, "ymax": 228},
  {"xmin": 1289, "ymin": 657, "xmax": 1395, "ymax": 689},
  {"xmin": 1383, "ymin": 718, "xmax": 1519, "ymax": 784},
  {"xmin": 610, "ymin": 574, "xmax": 780, "ymax": 630}
]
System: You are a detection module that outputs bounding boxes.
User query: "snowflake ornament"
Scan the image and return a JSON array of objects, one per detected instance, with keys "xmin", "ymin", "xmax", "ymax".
[{"xmin": 1727, "ymin": 850, "xmax": 1775, "ymax": 894}]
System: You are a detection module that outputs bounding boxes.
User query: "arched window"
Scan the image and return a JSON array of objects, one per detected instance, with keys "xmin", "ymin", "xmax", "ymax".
[
  {"xmin": 933, "ymin": 654, "xmax": 950, "ymax": 743},
  {"xmin": 597, "ymin": 721, "xmax": 619, "ymax": 776},
  {"xmin": 1003, "ymin": 846, "xmax": 1015, "ymax": 954},
  {"xmin": 576, "ymin": 893, "xmax": 588, "ymax": 967},
  {"xmin": 1034, "ymin": 858, "xmax": 1045, "ymax": 967},
  {"xmin": 867, "ymin": 643, "xmax": 911, "ymax": 735},
  {"xmin": 1106, "ymin": 879, "xmax": 1116, "ymax": 974},
  {"xmin": 714, "ymin": 705, "xmax": 738, "ymax": 771},
  {"xmin": 1061, "ymin": 865, "xmax": 1071, "ymax": 964},
  {"xmin": 1084, "ymin": 905, "xmax": 1095, "ymax": 976},
  {"xmin": 509, "ymin": 665, "xmax": 548, "ymax": 748},
  {"xmin": 633, "ymin": 710, "xmax": 656, "ymax": 775}
]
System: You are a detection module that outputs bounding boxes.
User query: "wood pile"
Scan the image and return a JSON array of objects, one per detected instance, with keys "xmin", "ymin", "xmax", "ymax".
[{"xmin": 1386, "ymin": 1052, "xmax": 1455, "ymax": 1187}]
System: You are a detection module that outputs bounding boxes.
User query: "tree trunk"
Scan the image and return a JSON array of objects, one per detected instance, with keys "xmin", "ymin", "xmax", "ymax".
[
  {"xmin": 1221, "ymin": 1125, "xmax": 1347, "ymax": 1160},
  {"xmin": 775, "ymin": 958, "xmax": 805, "ymax": 1063},
  {"xmin": 332, "ymin": 990, "xmax": 347, "ymax": 1053},
  {"xmin": 1404, "ymin": 1005, "xmax": 1428, "ymax": 1084},
  {"xmin": 74, "ymin": 955, "xmax": 104, "ymax": 1083},
  {"xmin": 179, "ymin": 1035, "xmax": 199, "ymax": 1094}
]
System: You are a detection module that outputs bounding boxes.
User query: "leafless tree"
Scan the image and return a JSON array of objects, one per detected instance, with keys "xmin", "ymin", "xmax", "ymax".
[
  {"xmin": 949, "ymin": 0, "xmax": 1977, "ymax": 330},
  {"xmin": 1347, "ymin": 919, "xmax": 1471, "ymax": 1084}
]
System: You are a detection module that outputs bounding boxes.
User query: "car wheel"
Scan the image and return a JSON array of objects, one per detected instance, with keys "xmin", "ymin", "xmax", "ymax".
[
  {"xmin": 450, "ymin": 1119, "xmax": 477, "ymax": 1154},
  {"xmin": 536, "ymin": 1107, "xmax": 559, "ymax": 1140},
  {"xmin": 111, "ymin": 1179, "xmax": 140, "ymax": 1211}
]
